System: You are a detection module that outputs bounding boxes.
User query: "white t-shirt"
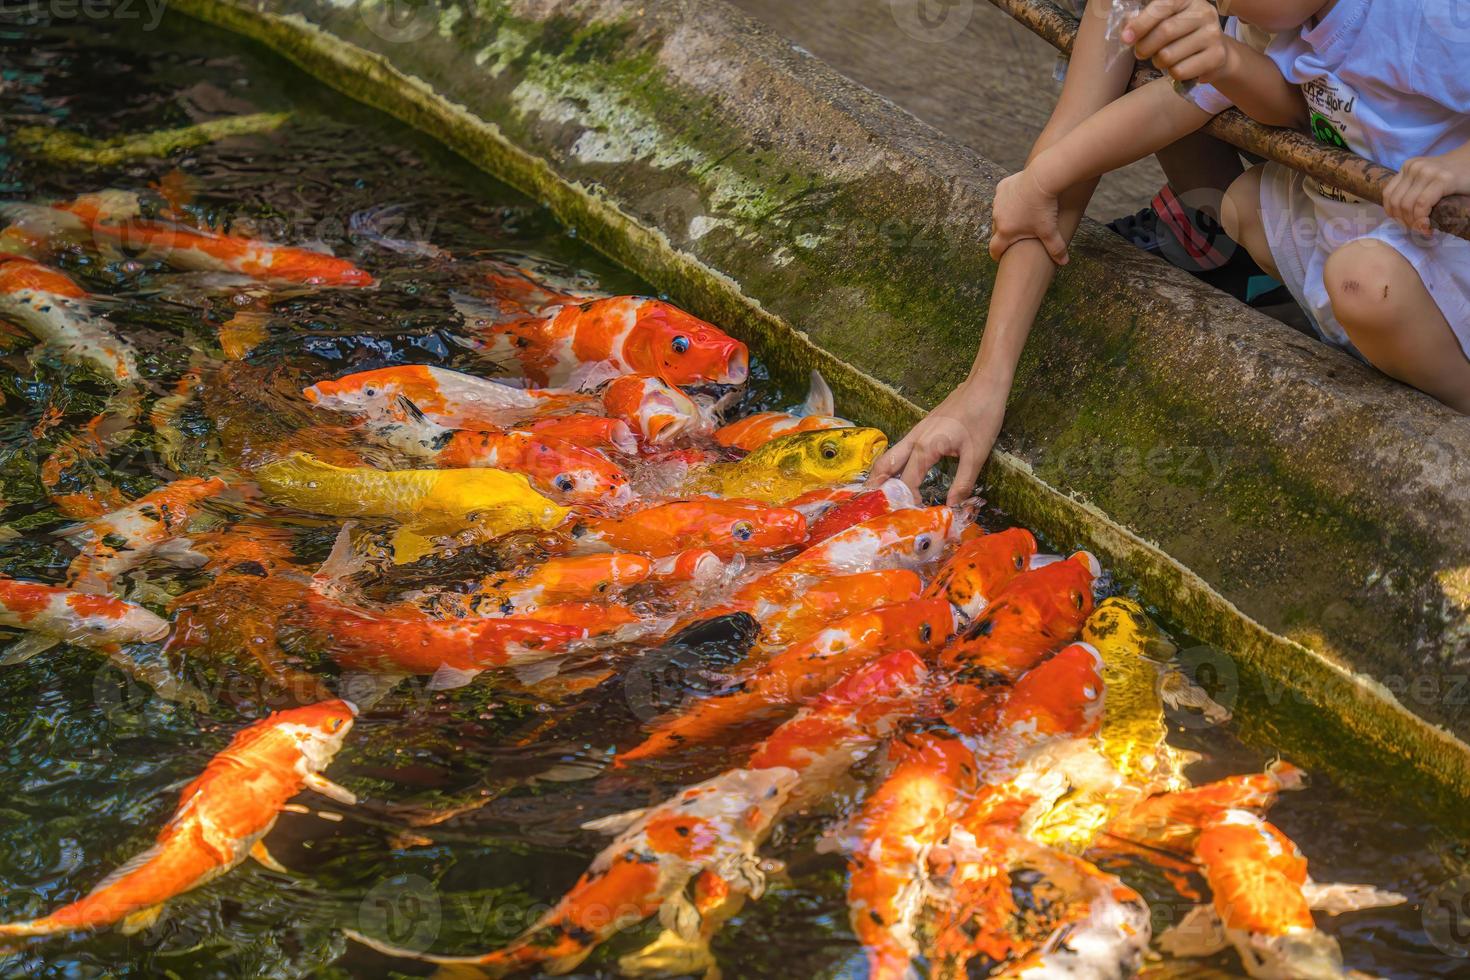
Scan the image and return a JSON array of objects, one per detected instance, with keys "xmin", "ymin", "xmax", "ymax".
[
  {"xmin": 1183, "ymin": 17, "xmax": 1276, "ymax": 115},
  {"xmin": 1256, "ymin": 0, "xmax": 1470, "ymax": 357}
]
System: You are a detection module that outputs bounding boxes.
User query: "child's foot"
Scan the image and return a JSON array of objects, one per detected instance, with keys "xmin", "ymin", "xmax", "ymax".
[{"xmin": 1108, "ymin": 186, "xmax": 1290, "ymax": 307}]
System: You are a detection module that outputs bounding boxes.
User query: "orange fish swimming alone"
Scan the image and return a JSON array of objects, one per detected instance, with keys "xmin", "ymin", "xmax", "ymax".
[
  {"xmin": 0, "ymin": 700, "xmax": 357, "ymax": 939},
  {"xmin": 470, "ymin": 296, "xmax": 750, "ymax": 388}
]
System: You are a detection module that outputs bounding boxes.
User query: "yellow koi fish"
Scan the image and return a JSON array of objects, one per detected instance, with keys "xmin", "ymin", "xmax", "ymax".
[{"xmin": 682, "ymin": 428, "xmax": 888, "ymax": 504}]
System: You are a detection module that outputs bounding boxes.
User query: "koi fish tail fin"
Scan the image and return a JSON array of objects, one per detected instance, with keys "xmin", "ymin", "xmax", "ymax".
[
  {"xmin": 64, "ymin": 190, "xmax": 143, "ymax": 226},
  {"xmin": 1266, "ymin": 759, "xmax": 1308, "ymax": 792},
  {"xmin": 347, "ymin": 204, "xmax": 450, "ymax": 261},
  {"xmin": 312, "ymin": 523, "xmax": 375, "ymax": 600},
  {"xmin": 1300, "ymin": 880, "xmax": 1406, "ymax": 915},
  {"xmin": 342, "ymin": 929, "xmax": 510, "ymax": 978},
  {"xmin": 796, "ymin": 369, "xmax": 835, "ymax": 418}
]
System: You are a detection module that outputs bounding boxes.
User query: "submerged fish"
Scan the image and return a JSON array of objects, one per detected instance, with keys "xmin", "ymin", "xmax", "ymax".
[
  {"xmin": 0, "ymin": 575, "xmax": 169, "ymax": 662},
  {"xmin": 469, "ymin": 553, "xmax": 653, "ymax": 614},
  {"xmin": 470, "ymin": 296, "xmax": 750, "ymax": 388},
  {"xmin": 0, "ymin": 700, "xmax": 356, "ymax": 939},
  {"xmin": 713, "ymin": 370, "xmax": 853, "ymax": 451},
  {"xmin": 253, "ymin": 452, "xmax": 570, "ymax": 564},
  {"xmin": 526, "ymin": 413, "xmax": 638, "ymax": 454},
  {"xmin": 348, "ymin": 767, "xmax": 796, "ymax": 976},
  {"xmin": 683, "ymin": 428, "xmax": 888, "ymax": 505},
  {"xmin": 571, "ymin": 497, "xmax": 807, "ymax": 559},
  {"xmin": 303, "ymin": 364, "xmax": 596, "ymax": 429},
  {"xmin": 0, "ymin": 255, "xmax": 139, "ymax": 382},
  {"xmin": 61, "ymin": 476, "xmax": 227, "ymax": 594}
]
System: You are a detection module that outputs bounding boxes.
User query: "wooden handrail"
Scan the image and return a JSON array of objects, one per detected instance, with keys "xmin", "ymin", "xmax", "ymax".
[{"xmin": 985, "ymin": 0, "xmax": 1470, "ymax": 241}]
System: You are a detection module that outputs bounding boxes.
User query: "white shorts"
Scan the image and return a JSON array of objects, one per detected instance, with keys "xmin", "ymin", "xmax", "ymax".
[{"xmin": 1259, "ymin": 161, "xmax": 1470, "ymax": 360}]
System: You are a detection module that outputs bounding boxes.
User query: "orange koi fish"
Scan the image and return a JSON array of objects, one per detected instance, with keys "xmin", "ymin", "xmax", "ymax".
[
  {"xmin": 649, "ymin": 548, "xmax": 728, "ymax": 585},
  {"xmin": 61, "ymin": 476, "xmax": 227, "ymax": 594},
  {"xmin": 303, "ymin": 364, "xmax": 595, "ymax": 429},
  {"xmin": 0, "ymin": 575, "xmax": 169, "ymax": 662},
  {"xmin": 713, "ymin": 370, "xmax": 852, "ymax": 451},
  {"xmin": 73, "ymin": 211, "xmax": 374, "ymax": 287},
  {"xmin": 301, "ymin": 591, "xmax": 586, "ymax": 690},
  {"xmin": 570, "ymin": 497, "xmax": 807, "ymax": 559},
  {"xmin": 0, "ymin": 700, "xmax": 357, "ymax": 939},
  {"xmin": 617, "ymin": 597, "xmax": 958, "ymax": 764},
  {"xmin": 845, "ymin": 643, "xmax": 1105, "ymax": 979},
  {"xmin": 348, "ymin": 767, "xmax": 796, "ymax": 976},
  {"xmin": 471, "ymin": 296, "xmax": 750, "ymax": 388},
  {"xmin": 363, "ymin": 397, "xmax": 633, "ymax": 506},
  {"xmin": 0, "ymin": 256, "xmax": 139, "ymax": 382},
  {"xmin": 506, "ymin": 601, "xmax": 643, "ymax": 637},
  {"xmin": 526, "ymin": 414, "xmax": 638, "ymax": 455},
  {"xmin": 805, "ymin": 479, "xmax": 917, "ymax": 545},
  {"xmin": 755, "ymin": 568, "xmax": 924, "ymax": 648},
  {"xmin": 601, "ymin": 373, "xmax": 706, "ymax": 445},
  {"xmin": 921, "ymin": 526, "xmax": 1038, "ymax": 620},
  {"xmin": 470, "ymin": 553, "xmax": 652, "ymax": 614}
]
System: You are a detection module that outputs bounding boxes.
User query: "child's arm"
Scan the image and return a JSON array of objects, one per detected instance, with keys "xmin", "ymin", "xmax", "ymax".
[
  {"xmin": 990, "ymin": 77, "xmax": 1215, "ymax": 264},
  {"xmin": 1384, "ymin": 142, "xmax": 1470, "ymax": 235}
]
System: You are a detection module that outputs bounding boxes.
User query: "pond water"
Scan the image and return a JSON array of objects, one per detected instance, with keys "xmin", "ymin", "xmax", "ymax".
[{"xmin": 0, "ymin": 9, "xmax": 1466, "ymax": 980}]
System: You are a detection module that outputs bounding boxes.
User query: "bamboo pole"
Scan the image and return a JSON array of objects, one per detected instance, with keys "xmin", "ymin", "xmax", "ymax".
[{"xmin": 985, "ymin": 0, "xmax": 1470, "ymax": 240}]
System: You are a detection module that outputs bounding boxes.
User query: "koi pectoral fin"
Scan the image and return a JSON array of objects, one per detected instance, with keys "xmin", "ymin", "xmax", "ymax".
[
  {"xmin": 0, "ymin": 632, "xmax": 60, "ymax": 665},
  {"xmin": 1157, "ymin": 904, "xmax": 1229, "ymax": 958},
  {"xmin": 1159, "ymin": 668, "xmax": 1233, "ymax": 724},
  {"xmin": 1301, "ymin": 879, "xmax": 1407, "ymax": 914},
  {"xmin": 119, "ymin": 903, "xmax": 166, "ymax": 936},
  {"xmin": 304, "ymin": 772, "xmax": 357, "ymax": 806},
  {"xmin": 251, "ymin": 841, "xmax": 289, "ymax": 874}
]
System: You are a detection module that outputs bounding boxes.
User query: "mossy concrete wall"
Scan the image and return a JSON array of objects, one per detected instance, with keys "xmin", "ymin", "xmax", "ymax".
[{"xmin": 173, "ymin": 0, "xmax": 1470, "ymax": 808}]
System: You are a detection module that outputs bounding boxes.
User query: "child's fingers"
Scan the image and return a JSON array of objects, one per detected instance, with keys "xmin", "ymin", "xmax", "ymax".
[
  {"xmin": 1412, "ymin": 178, "xmax": 1448, "ymax": 235},
  {"xmin": 1124, "ymin": 0, "xmax": 1189, "ymax": 46},
  {"xmin": 947, "ymin": 445, "xmax": 984, "ymax": 508},
  {"xmin": 1163, "ymin": 49, "xmax": 1224, "ymax": 83},
  {"xmin": 1131, "ymin": 8, "xmax": 1203, "ymax": 61},
  {"xmin": 899, "ymin": 445, "xmax": 936, "ymax": 496},
  {"xmin": 1042, "ymin": 230, "xmax": 1070, "ymax": 266},
  {"xmin": 867, "ymin": 437, "xmax": 913, "ymax": 487}
]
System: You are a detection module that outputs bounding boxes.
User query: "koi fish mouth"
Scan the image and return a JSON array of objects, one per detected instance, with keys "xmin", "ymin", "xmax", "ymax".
[{"xmin": 721, "ymin": 345, "xmax": 749, "ymax": 385}]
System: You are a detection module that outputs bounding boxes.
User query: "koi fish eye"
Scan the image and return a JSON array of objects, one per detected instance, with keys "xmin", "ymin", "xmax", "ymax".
[
  {"xmin": 1013, "ymin": 553, "xmax": 1025, "ymax": 571},
  {"xmin": 914, "ymin": 534, "xmax": 933, "ymax": 555},
  {"xmin": 1071, "ymin": 590, "xmax": 1085, "ymax": 611},
  {"xmin": 554, "ymin": 474, "xmax": 576, "ymax": 493},
  {"xmin": 671, "ymin": 335, "xmax": 690, "ymax": 354},
  {"xmin": 364, "ymin": 386, "xmax": 377, "ymax": 396},
  {"xmin": 328, "ymin": 718, "xmax": 344, "ymax": 731},
  {"xmin": 732, "ymin": 521, "xmax": 754, "ymax": 542},
  {"xmin": 819, "ymin": 441, "xmax": 839, "ymax": 460},
  {"xmin": 919, "ymin": 622, "xmax": 932, "ymax": 643}
]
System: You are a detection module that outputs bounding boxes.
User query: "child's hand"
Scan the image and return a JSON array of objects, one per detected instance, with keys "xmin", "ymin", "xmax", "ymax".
[
  {"xmin": 1123, "ymin": 0, "xmax": 1229, "ymax": 85},
  {"xmin": 1384, "ymin": 151, "xmax": 1470, "ymax": 235},
  {"xmin": 990, "ymin": 169, "xmax": 1068, "ymax": 266}
]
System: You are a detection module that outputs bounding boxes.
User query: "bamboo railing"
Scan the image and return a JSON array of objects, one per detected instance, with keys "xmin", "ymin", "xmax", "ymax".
[{"xmin": 986, "ymin": 0, "xmax": 1470, "ymax": 241}]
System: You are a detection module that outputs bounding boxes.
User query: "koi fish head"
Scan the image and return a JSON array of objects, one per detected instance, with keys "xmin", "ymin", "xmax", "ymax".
[
  {"xmin": 529, "ymin": 415, "xmax": 639, "ymax": 455},
  {"xmin": 924, "ymin": 527, "xmax": 1038, "ymax": 619},
  {"xmin": 278, "ymin": 698, "xmax": 357, "ymax": 771},
  {"xmin": 528, "ymin": 435, "xmax": 634, "ymax": 506},
  {"xmin": 258, "ymin": 248, "xmax": 375, "ymax": 288},
  {"xmin": 990, "ymin": 551, "xmax": 1099, "ymax": 640},
  {"xmin": 1082, "ymin": 596, "xmax": 1177, "ymax": 665},
  {"xmin": 876, "ymin": 597, "xmax": 964, "ymax": 653},
  {"xmin": 1003, "ymin": 642, "xmax": 1105, "ymax": 739},
  {"xmin": 885, "ymin": 506, "xmax": 960, "ymax": 568},
  {"xmin": 602, "ymin": 373, "xmax": 701, "ymax": 445},
  {"xmin": 304, "ymin": 365, "xmax": 437, "ymax": 416},
  {"xmin": 619, "ymin": 300, "xmax": 749, "ymax": 386},
  {"xmin": 743, "ymin": 427, "xmax": 888, "ymax": 491},
  {"xmin": 638, "ymin": 498, "xmax": 808, "ymax": 557}
]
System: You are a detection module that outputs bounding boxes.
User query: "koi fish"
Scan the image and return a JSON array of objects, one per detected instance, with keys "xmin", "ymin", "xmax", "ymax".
[
  {"xmin": 806, "ymin": 479, "xmax": 917, "ymax": 545},
  {"xmin": 682, "ymin": 428, "xmax": 888, "ymax": 505},
  {"xmin": 526, "ymin": 414, "xmax": 638, "ymax": 455},
  {"xmin": 71, "ymin": 209, "xmax": 374, "ymax": 287},
  {"xmin": 570, "ymin": 497, "xmax": 807, "ymax": 559},
  {"xmin": 469, "ymin": 553, "xmax": 653, "ymax": 614},
  {"xmin": 0, "ymin": 256, "xmax": 139, "ymax": 382},
  {"xmin": 0, "ymin": 575, "xmax": 169, "ymax": 664},
  {"xmin": 505, "ymin": 601, "xmax": 643, "ymax": 638},
  {"xmin": 648, "ymin": 548, "xmax": 729, "ymax": 585},
  {"xmin": 601, "ymin": 373, "xmax": 705, "ymax": 445},
  {"xmin": 60, "ymin": 477, "xmax": 226, "ymax": 594},
  {"xmin": 302, "ymin": 591, "xmax": 586, "ymax": 689},
  {"xmin": 363, "ymin": 396, "xmax": 633, "ymax": 506},
  {"xmin": 253, "ymin": 452, "xmax": 569, "ymax": 564},
  {"xmin": 469, "ymin": 296, "xmax": 750, "ymax": 388},
  {"xmin": 755, "ymin": 568, "xmax": 924, "ymax": 648},
  {"xmin": 920, "ymin": 526, "xmax": 1038, "ymax": 620},
  {"xmin": 616, "ymin": 597, "xmax": 958, "ymax": 763},
  {"xmin": 303, "ymin": 364, "xmax": 596, "ymax": 429},
  {"xmin": 347, "ymin": 767, "xmax": 796, "ymax": 976},
  {"xmin": 0, "ymin": 700, "xmax": 357, "ymax": 939},
  {"xmin": 713, "ymin": 369, "xmax": 853, "ymax": 451}
]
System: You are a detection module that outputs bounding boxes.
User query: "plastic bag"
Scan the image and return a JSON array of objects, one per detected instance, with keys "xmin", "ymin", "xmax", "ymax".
[{"xmin": 1104, "ymin": 0, "xmax": 1144, "ymax": 73}]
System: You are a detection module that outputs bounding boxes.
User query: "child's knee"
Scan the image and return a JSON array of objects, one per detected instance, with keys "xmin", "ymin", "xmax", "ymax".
[
  {"xmin": 1220, "ymin": 167, "xmax": 1270, "ymax": 267},
  {"xmin": 1323, "ymin": 240, "xmax": 1417, "ymax": 331}
]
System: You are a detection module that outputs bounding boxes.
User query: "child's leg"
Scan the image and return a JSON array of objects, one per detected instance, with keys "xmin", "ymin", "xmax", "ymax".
[
  {"xmin": 1155, "ymin": 131, "xmax": 1246, "ymax": 224},
  {"xmin": 1323, "ymin": 239, "xmax": 1470, "ymax": 413},
  {"xmin": 1220, "ymin": 165, "xmax": 1280, "ymax": 279}
]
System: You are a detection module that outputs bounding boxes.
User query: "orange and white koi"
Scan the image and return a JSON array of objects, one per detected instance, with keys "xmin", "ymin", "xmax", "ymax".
[
  {"xmin": 921, "ymin": 526, "xmax": 1039, "ymax": 620},
  {"xmin": 713, "ymin": 370, "xmax": 852, "ymax": 451},
  {"xmin": 0, "ymin": 256, "xmax": 139, "ymax": 382},
  {"xmin": 526, "ymin": 413, "xmax": 638, "ymax": 455},
  {"xmin": 0, "ymin": 575, "xmax": 169, "ymax": 662},
  {"xmin": 616, "ymin": 597, "xmax": 959, "ymax": 763},
  {"xmin": 506, "ymin": 601, "xmax": 643, "ymax": 638},
  {"xmin": 755, "ymin": 568, "xmax": 924, "ymax": 648},
  {"xmin": 362, "ymin": 396, "xmax": 633, "ymax": 506},
  {"xmin": 60, "ymin": 476, "xmax": 227, "ymax": 594},
  {"xmin": 570, "ymin": 497, "xmax": 807, "ymax": 559},
  {"xmin": 469, "ymin": 296, "xmax": 750, "ymax": 388},
  {"xmin": 601, "ymin": 373, "xmax": 706, "ymax": 445},
  {"xmin": 469, "ymin": 553, "xmax": 653, "ymax": 614},
  {"xmin": 0, "ymin": 700, "xmax": 357, "ymax": 939},
  {"xmin": 303, "ymin": 364, "xmax": 596, "ymax": 429},
  {"xmin": 348, "ymin": 767, "xmax": 796, "ymax": 977},
  {"xmin": 805, "ymin": 479, "xmax": 917, "ymax": 545}
]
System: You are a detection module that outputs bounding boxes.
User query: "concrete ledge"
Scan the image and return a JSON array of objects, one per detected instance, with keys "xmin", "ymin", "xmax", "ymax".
[{"xmin": 171, "ymin": 0, "xmax": 1470, "ymax": 809}]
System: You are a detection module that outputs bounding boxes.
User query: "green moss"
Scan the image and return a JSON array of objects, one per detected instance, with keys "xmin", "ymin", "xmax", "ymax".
[{"xmin": 14, "ymin": 113, "xmax": 291, "ymax": 167}]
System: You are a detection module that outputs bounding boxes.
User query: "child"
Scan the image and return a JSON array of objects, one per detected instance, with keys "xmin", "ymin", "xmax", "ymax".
[{"xmin": 992, "ymin": 0, "xmax": 1470, "ymax": 413}]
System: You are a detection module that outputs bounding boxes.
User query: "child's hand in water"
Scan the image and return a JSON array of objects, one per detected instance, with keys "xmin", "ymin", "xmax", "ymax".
[
  {"xmin": 1123, "ymin": 0, "xmax": 1229, "ymax": 85},
  {"xmin": 990, "ymin": 168, "xmax": 1068, "ymax": 266},
  {"xmin": 1384, "ymin": 147, "xmax": 1470, "ymax": 235}
]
